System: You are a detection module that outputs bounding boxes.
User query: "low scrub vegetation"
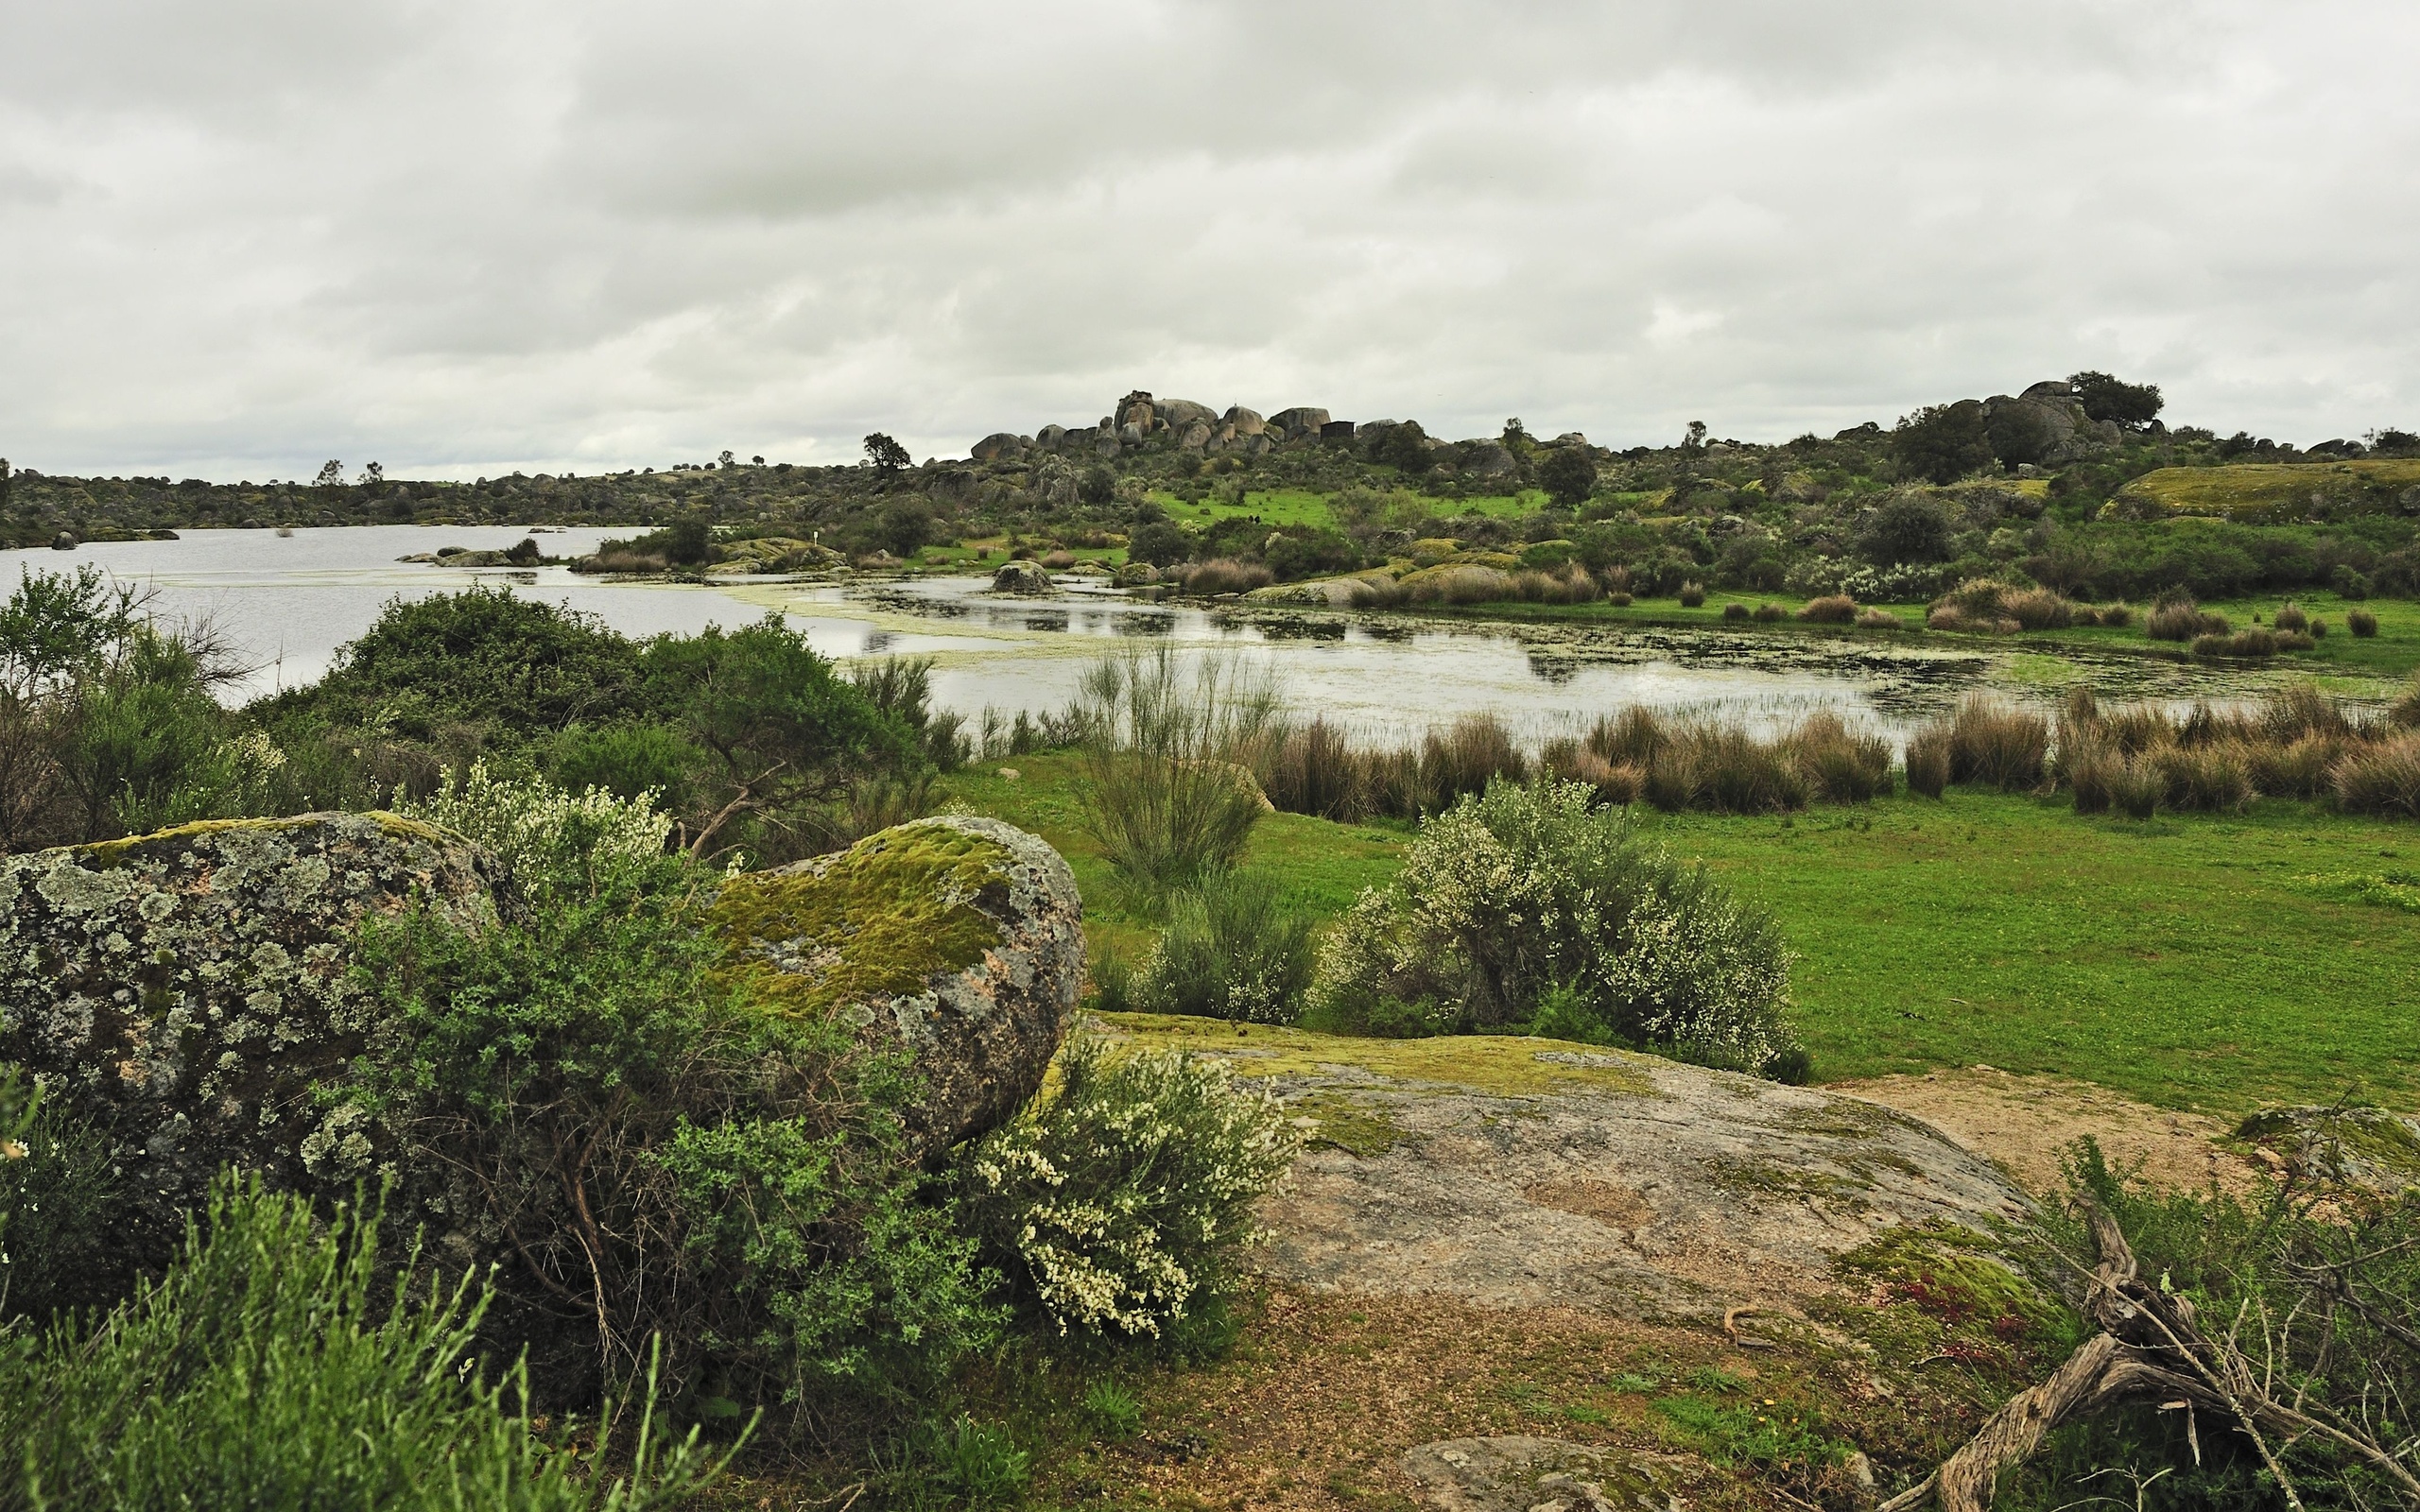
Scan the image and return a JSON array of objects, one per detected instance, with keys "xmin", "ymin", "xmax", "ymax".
[
  {"xmin": 1310, "ymin": 779, "xmax": 1806, "ymax": 1078},
  {"xmin": 2054, "ymin": 682, "xmax": 2420, "ymax": 818},
  {"xmin": 1073, "ymin": 647, "xmax": 1282, "ymax": 898}
]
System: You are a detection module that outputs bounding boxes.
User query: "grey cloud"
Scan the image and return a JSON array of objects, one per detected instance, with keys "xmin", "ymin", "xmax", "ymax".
[{"xmin": 0, "ymin": 0, "xmax": 2414, "ymax": 476}]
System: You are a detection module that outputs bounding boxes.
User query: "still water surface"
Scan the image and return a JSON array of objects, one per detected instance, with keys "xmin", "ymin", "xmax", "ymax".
[{"xmin": 6, "ymin": 524, "xmax": 2242, "ymax": 746}]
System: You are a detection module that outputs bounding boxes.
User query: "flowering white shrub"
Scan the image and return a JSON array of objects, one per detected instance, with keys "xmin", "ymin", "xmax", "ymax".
[
  {"xmin": 1784, "ymin": 557, "xmax": 1953, "ymax": 604},
  {"xmin": 1310, "ymin": 779, "xmax": 1805, "ymax": 1078},
  {"xmin": 397, "ymin": 762, "xmax": 674, "ymax": 903},
  {"xmin": 959, "ymin": 1037, "xmax": 1301, "ymax": 1337}
]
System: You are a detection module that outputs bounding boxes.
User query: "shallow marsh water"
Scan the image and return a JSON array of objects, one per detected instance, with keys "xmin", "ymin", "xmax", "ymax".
[{"xmin": 5, "ymin": 526, "xmax": 2315, "ymax": 747}]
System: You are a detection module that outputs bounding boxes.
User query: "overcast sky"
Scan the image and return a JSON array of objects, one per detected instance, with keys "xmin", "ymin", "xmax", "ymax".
[{"xmin": 4, "ymin": 1, "xmax": 2415, "ymax": 480}]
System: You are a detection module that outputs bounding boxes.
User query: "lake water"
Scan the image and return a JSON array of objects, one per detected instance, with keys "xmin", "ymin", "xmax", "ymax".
[{"xmin": 6, "ymin": 525, "xmax": 2273, "ymax": 747}]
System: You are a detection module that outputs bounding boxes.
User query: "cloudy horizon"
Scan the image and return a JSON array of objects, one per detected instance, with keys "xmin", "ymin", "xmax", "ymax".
[{"xmin": 4, "ymin": 0, "xmax": 2415, "ymax": 481}]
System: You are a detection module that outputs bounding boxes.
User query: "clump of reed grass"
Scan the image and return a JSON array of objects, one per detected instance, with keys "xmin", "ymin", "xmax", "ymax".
[
  {"xmin": 1511, "ymin": 563, "xmax": 1600, "ymax": 604},
  {"xmin": 1040, "ymin": 549, "xmax": 1077, "ymax": 569},
  {"xmin": 1856, "ymin": 609, "xmax": 1905, "ymax": 629},
  {"xmin": 2332, "ymin": 732, "xmax": 2420, "ymax": 817},
  {"xmin": 1797, "ymin": 594, "xmax": 1856, "ymax": 624},
  {"xmin": 2393, "ymin": 674, "xmax": 2420, "ymax": 729},
  {"xmin": 1257, "ymin": 716, "xmax": 1364, "ymax": 820},
  {"xmin": 1422, "ymin": 713, "xmax": 1528, "ymax": 798},
  {"xmin": 1345, "ymin": 575, "xmax": 1409, "ymax": 609},
  {"xmin": 1678, "ymin": 581, "xmax": 1706, "ymax": 608},
  {"xmin": 2347, "ymin": 608, "xmax": 2379, "ymax": 638},
  {"xmin": 1606, "ymin": 591, "xmax": 1634, "ymax": 607},
  {"xmin": 1541, "ymin": 738, "xmax": 1645, "ymax": 806},
  {"xmin": 1926, "ymin": 578, "xmax": 2086, "ymax": 634},
  {"xmin": 2193, "ymin": 627, "xmax": 2280, "ymax": 658},
  {"xmin": 1947, "ymin": 696, "xmax": 2048, "ymax": 789},
  {"xmin": 2107, "ymin": 753, "xmax": 2165, "ymax": 817},
  {"xmin": 2093, "ymin": 601, "xmax": 2135, "ymax": 627},
  {"xmin": 1722, "ymin": 601, "xmax": 1751, "ymax": 622},
  {"xmin": 1180, "ymin": 558, "xmax": 1273, "ymax": 595},
  {"xmin": 2273, "ymin": 601, "xmax": 2308, "ymax": 632},
  {"xmin": 2147, "ymin": 596, "xmax": 2229, "ymax": 642},
  {"xmin": 2152, "ymin": 742, "xmax": 2253, "ymax": 812},
  {"xmin": 1903, "ymin": 724, "xmax": 1952, "ymax": 798},
  {"xmin": 1407, "ymin": 564, "xmax": 1515, "ymax": 605},
  {"xmin": 1785, "ymin": 712, "xmax": 1893, "ymax": 800}
]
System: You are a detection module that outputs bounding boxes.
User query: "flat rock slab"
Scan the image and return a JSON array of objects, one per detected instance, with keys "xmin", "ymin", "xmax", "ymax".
[
  {"xmin": 1401, "ymin": 1437, "xmax": 1685, "ymax": 1512},
  {"xmin": 1098, "ymin": 1015, "xmax": 2031, "ymax": 1322}
]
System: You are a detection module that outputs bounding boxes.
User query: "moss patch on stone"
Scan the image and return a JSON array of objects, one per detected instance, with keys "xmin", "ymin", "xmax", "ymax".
[
  {"xmin": 71, "ymin": 811, "xmax": 456, "ymax": 870},
  {"xmin": 1831, "ymin": 1220, "xmax": 2070, "ymax": 1347},
  {"xmin": 1093, "ymin": 1012, "xmax": 1659, "ymax": 1098},
  {"xmin": 1288, "ymin": 1088, "xmax": 1415, "ymax": 1157},
  {"xmin": 709, "ymin": 823, "xmax": 1013, "ymax": 1018}
]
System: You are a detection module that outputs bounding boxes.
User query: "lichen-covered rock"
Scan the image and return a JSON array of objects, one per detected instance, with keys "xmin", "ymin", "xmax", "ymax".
[
  {"xmin": 0, "ymin": 814, "xmax": 506, "ymax": 1266},
  {"xmin": 709, "ymin": 816, "xmax": 1082, "ymax": 1160},
  {"xmin": 990, "ymin": 558, "xmax": 1059, "ymax": 596},
  {"xmin": 1401, "ymin": 1437, "xmax": 1683, "ymax": 1512}
]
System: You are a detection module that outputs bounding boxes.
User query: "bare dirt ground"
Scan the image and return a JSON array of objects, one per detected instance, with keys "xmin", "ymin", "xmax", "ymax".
[{"xmin": 1835, "ymin": 1068, "xmax": 2261, "ymax": 1197}]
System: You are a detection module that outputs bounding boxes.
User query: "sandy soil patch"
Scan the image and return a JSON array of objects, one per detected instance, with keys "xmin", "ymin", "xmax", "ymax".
[{"xmin": 1835, "ymin": 1068, "xmax": 2260, "ymax": 1197}]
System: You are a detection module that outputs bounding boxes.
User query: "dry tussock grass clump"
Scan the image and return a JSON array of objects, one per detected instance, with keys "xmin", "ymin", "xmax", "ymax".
[
  {"xmin": 2152, "ymin": 742, "xmax": 2254, "ymax": 812},
  {"xmin": 1722, "ymin": 601, "xmax": 1751, "ymax": 622},
  {"xmin": 1344, "ymin": 574, "xmax": 1409, "ymax": 609},
  {"xmin": 1948, "ymin": 696, "xmax": 2048, "ymax": 789},
  {"xmin": 1926, "ymin": 578, "xmax": 2096, "ymax": 634},
  {"xmin": 1257, "ymin": 716, "xmax": 1365, "ymax": 820},
  {"xmin": 1903, "ymin": 724, "xmax": 1952, "ymax": 798},
  {"xmin": 1785, "ymin": 712, "xmax": 1893, "ymax": 800},
  {"xmin": 1182, "ymin": 558, "xmax": 1274, "ymax": 595},
  {"xmin": 2193, "ymin": 627, "xmax": 2279, "ymax": 658},
  {"xmin": 1540, "ymin": 738, "xmax": 1645, "ymax": 805},
  {"xmin": 1040, "ymin": 549, "xmax": 1077, "ymax": 569},
  {"xmin": 1422, "ymin": 713, "xmax": 1527, "ymax": 797},
  {"xmin": 2348, "ymin": 607, "xmax": 2380, "ymax": 638},
  {"xmin": 1678, "ymin": 581, "xmax": 1706, "ymax": 608},
  {"xmin": 2273, "ymin": 601, "xmax": 2308, "ymax": 632},
  {"xmin": 1407, "ymin": 564, "xmax": 1515, "ymax": 605},
  {"xmin": 1796, "ymin": 594, "xmax": 1857, "ymax": 624},
  {"xmin": 2147, "ymin": 596, "xmax": 2229, "ymax": 641},
  {"xmin": 1856, "ymin": 608, "xmax": 1906, "ymax": 629},
  {"xmin": 2334, "ymin": 731, "xmax": 2420, "ymax": 817},
  {"xmin": 1510, "ymin": 563, "xmax": 1600, "ymax": 604}
]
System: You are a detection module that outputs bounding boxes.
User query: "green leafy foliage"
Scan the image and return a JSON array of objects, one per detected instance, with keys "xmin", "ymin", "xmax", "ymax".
[
  {"xmin": 1893, "ymin": 402, "xmax": 1995, "ymax": 486},
  {"xmin": 352, "ymin": 773, "xmax": 998, "ymax": 1437},
  {"xmin": 0, "ymin": 1173, "xmax": 725, "ymax": 1511},
  {"xmin": 1131, "ymin": 868, "xmax": 1319, "ymax": 1024},
  {"xmin": 1311, "ymin": 779, "xmax": 1804, "ymax": 1077}
]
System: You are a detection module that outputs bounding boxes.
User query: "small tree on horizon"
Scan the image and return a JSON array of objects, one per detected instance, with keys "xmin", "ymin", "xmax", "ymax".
[
  {"xmin": 864, "ymin": 433, "xmax": 911, "ymax": 477},
  {"xmin": 1537, "ymin": 446, "xmax": 1598, "ymax": 509},
  {"xmin": 2068, "ymin": 370, "xmax": 2164, "ymax": 430}
]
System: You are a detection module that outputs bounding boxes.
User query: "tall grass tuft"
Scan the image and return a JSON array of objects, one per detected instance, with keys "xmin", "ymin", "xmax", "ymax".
[
  {"xmin": 2108, "ymin": 754, "xmax": 2165, "ymax": 818},
  {"xmin": 2273, "ymin": 601, "xmax": 2308, "ymax": 632},
  {"xmin": 1075, "ymin": 647, "xmax": 1282, "ymax": 897},
  {"xmin": 1421, "ymin": 713, "xmax": 1526, "ymax": 800},
  {"xmin": 1947, "ymin": 696, "xmax": 2048, "ymax": 790},
  {"xmin": 2193, "ymin": 627, "xmax": 2279, "ymax": 658},
  {"xmin": 1257, "ymin": 716, "xmax": 1364, "ymax": 820},
  {"xmin": 1180, "ymin": 558, "xmax": 1273, "ymax": 595},
  {"xmin": 1785, "ymin": 712, "xmax": 1893, "ymax": 801},
  {"xmin": 2147, "ymin": 596, "xmax": 2229, "ymax": 642},
  {"xmin": 2348, "ymin": 607, "xmax": 2380, "ymax": 638},
  {"xmin": 0, "ymin": 1174, "xmax": 720, "ymax": 1511},
  {"xmin": 2152, "ymin": 742, "xmax": 2254, "ymax": 812},
  {"xmin": 1796, "ymin": 594, "xmax": 1857, "ymax": 624},
  {"xmin": 1678, "ymin": 581, "xmax": 1706, "ymax": 608},
  {"xmin": 2334, "ymin": 732, "xmax": 2420, "ymax": 818},
  {"xmin": 1903, "ymin": 723, "xmax": 1952, "ymax": 799}
]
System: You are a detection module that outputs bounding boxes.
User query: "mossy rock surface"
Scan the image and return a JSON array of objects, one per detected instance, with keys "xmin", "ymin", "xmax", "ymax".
[
  {"xmin": 714, "ymin": 816, "xmax": 1084, "ymax": 1160},
  {"xmin": 0, "ymin": 813, "xmax": 504, "ymax": 1269}
]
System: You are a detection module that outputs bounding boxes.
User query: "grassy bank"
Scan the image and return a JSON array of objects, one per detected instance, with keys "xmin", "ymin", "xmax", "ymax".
[{"xmin": 942, "ymin": 760, "xmax": 2420, "ymax": 1116}]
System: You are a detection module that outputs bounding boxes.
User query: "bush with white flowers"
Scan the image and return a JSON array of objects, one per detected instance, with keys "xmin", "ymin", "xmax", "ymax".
[{"xmin": 959, "ymin": 1037, "xmax": 1301, "ymax": 1338}]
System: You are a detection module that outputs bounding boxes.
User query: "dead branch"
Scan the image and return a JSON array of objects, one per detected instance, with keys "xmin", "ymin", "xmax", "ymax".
[{"xmin": 1876, "ymin": 1203, "xmax": 2420, "ymax": 1512}]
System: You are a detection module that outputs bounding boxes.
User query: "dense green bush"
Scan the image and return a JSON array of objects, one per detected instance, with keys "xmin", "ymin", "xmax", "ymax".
[
  {"xmin": 1132, "ymin": 868, "xmax": 1319, "ymax": 1024},
  {"xmin": 354, "ymin": 772, "xmax": 1000, "ymax": 1435},
  {"xmin": 0, "ymin": 1093, "xmax": 121, "ymax": 1323},
  {"xmin": 959, "ymin": 1038, "xmax": 1299, "ymax": 1341},
  {"xmin": 0, "ymin": 1174, "xmax": 723, "ymax": 1511},
  {"xmin": 1311, "ymin": 779, "xmax": 1803, "ymax": 1077}
]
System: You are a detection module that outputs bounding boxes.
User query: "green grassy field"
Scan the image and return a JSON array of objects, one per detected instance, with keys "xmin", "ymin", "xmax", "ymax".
[
  {"xmin": 940, "ymin": 760, "xmax": 2420, "ymax": 1118},
  {"xmin": 1152, "ymin": 487, "xmax": 1550, "ymax": 532}
]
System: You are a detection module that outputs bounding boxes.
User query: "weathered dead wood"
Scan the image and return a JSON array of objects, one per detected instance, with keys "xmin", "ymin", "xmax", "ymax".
[{"xmin": 1874, "ymin": 1204, "xmax": 2420, "ymax": 1512}]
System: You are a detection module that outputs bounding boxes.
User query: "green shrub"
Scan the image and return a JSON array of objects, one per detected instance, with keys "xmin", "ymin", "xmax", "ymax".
[
  {"xmin": 355, "ymin": 774, "xmax": 999, "ymax": 1435},
  {"xmin": 1311, "ymin": 780, "xmax": 1802, "ymax": 1076},
  {"xmin": 0, "ymin": 1174, "xmax": 723, "ymax": 1511},
  {"xmin": 0, "ymin": 1095, "xmax": 122, "ymax": 1323},
  {"xmin": 1132, "ymin": 869, "xmax": 1319, "ymax": 1024},
  {"xmin": 959, "ymin": 1037, "xmax": 1300, "ymax": 1339},
  {"xmin": 1074, "ymin": 647, "xmax": 1281, "ymax": 898}
]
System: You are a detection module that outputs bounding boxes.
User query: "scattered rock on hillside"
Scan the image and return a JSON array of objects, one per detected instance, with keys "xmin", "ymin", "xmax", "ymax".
[
  {"xmin": 1095, "ymin": 1017, "xmax": 2032, "ymax": 1323},
  {"xmin": 717, "ymin": 816, "xmax": 1083, "ymax": 1160},
  {"xmin": 991, "ymin": 558, "xmax": 1058, "ymax": 595},
  {"xmin": 1401, "ymin": 1437, "xmax": 1683, "ymax": 1512},
  {"xmin": 2237, "ymin": 1105, "xmax": 2420, "ymax": 1195},
  {"xmin": 0, "ymin": 814, "xmax": 509, "ymax": 1269}
]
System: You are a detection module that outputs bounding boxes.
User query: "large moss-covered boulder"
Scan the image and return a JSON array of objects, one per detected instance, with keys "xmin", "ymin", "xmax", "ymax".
[
  {"xmin": 0, "ymin": 814, "xmax": 506, "ymax": 1265},
  {"xmin": 710, "ymin": 815, "xmax": 1083, "ymax": 1161}
]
